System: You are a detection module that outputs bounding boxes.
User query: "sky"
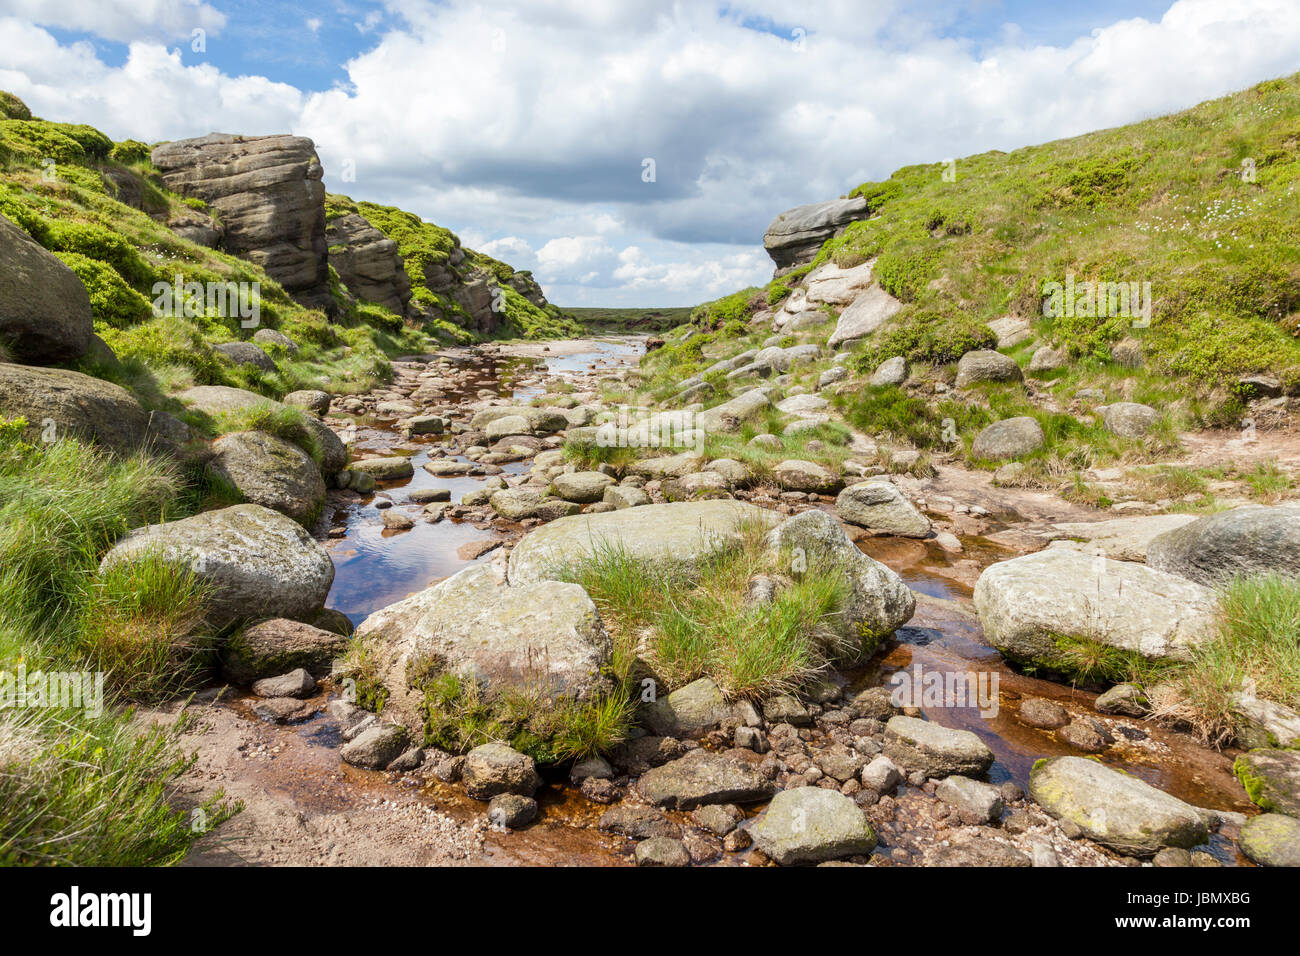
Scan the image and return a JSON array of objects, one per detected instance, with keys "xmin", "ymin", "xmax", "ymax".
[{"xmin": 2, "ymin": 0, "xmax": 1299, "ymax": 307}]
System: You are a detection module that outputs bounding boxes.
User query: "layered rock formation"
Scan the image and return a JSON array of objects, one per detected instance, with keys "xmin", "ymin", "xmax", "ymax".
[
  {"xmin": 763, "ymin": 196, "xmax": 870, "ymax": 275},
  {"xmin": 325, "ymin": 212, "xmax": 412, "ymax": 317},
  {"xmin": 151, "ymin": 134, "xmax": 332, "ymax": 312}
]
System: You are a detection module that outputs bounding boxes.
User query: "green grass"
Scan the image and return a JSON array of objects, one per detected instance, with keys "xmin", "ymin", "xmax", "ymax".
[
  {"xmin": 1168, "ymin": 573, "xmax": 1300, "ymax": 748},
  {"xmin": 564, "ymin": 305, "xmax": 693, "ymax": 333},
  {"xmin": 210, "ymin": 401, "xmax": 324, "ymax": 465},
  {"xmin": 0, "ymin": 420, "xmax": 236, "ymax": 864}
]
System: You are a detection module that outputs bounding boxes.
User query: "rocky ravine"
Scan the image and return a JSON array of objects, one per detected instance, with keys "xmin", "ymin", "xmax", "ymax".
[{"xmin": 134, "ymin": 335, "xmax": 1297, "ymax": 869}]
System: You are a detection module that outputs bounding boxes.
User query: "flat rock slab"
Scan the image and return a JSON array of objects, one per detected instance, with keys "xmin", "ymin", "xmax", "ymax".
[
  {"xmin": 637, "ymin": 749, "xmax": 775, "ymax": 809},
  {"xmin": 883, "ymin": 716, "xmax": 994, "ymax": 778},
  {"xmin": 1043, "ymin": 513, "xmax": 1199, "ymax": 562},
  {"xmin": 507, "ymin": 500, "xmax": 779, "ymax": 586},
  {"xmin": 751, "ymin": 787, "xmax": 876, "ymax": 865},
  {"xmin": 1029, "ymin": 756, "xmax": 1208, "ymax": 856}
]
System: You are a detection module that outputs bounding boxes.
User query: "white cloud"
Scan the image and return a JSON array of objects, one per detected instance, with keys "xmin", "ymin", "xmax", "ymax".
[
  {"xmin": 4, "ymin": 0, "xmax": 1300, "ymax": 305},
  {"xmin": 0, "ymin": 0, "xmax": 225, "ymax": 43}
]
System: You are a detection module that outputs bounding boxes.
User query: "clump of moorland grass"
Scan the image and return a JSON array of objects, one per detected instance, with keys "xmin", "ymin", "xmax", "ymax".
[
  {"xmin": 0, "ymin": 419, "xmax": 235, "ymax": 864},
  {"xmin": 210, "ymin": 401, "xmax": 324, "ymax": 465},
  {"xmin": 1158, "ymin": 573, "xmax": 1300, "ymax": 748}
]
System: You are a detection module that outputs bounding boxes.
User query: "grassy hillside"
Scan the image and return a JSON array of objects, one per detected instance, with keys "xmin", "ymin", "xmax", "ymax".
[
  {"xmin": 691, "ymin": 73, "xmax": 1300, "ymax": 389},
  {"xmin": 565, "ymin": 306, "xmax": 694, "ymax": 333}
]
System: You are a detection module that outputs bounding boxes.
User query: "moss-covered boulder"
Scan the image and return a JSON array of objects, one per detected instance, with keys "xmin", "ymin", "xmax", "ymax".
[
  {"xmin": 1233, "ymin": 749, "xmax": 1300, "ymax": 817},
  {"xmin": 350, "ymin": 562, "xmax": 611, "ymax": 732},
  {"xmin": 1238, "ymin": 813, "xmax": 1300, "ymax": 867},
  {"xmin": 0, "ymin": 363, "xmax": 162, "ymax": 456},
  {"xmin": 179, "ymin": 385, "xmax": 347, "ymax": 474}
]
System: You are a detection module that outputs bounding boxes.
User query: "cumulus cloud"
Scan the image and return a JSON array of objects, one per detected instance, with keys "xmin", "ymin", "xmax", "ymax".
[
  {"xmin": 4, "ymin": 0, "xmax": 1300, "ymax": 305},
  {"xmin": 0, "ymin": 0, "xmax": 225, "ymax": 43}
]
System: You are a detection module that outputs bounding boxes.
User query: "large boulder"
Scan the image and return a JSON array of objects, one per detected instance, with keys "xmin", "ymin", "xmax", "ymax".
[
  {"xmin": 350, "ymin": 562, "xmax": 611, "ymax": 730},
  {"xmin": 326, "ymin": 212, "xmax": 412, "ymax": 317},
  {"xmin": 214, "ymin": 341, "xmax": 275, "ymax": 372},
  {"xmin": 1029, "ymin": 756, "xmax": 1209, "ymax": 856},
  {"xmin": 151, "ymin": 134, "xmax": 331, "ymax": 311},
  {"xmin": 751, "ymin": 788, "xmax": 876, "ymax": 865},
  {"xmin": 765, "ymin": 509, "xmax": 915, "ymax": 659},
  {"xmin": 836, "ymin": 481, "xmax": 931, "ymax": 538},
  {"xmin": 828, "ymin": 285, "xmax": 903, "ymax": 348},
  {"xmin": 772, "ymin": 459, "xmax": 842, "ymax": 493},
  {"xmin": 99, "ymin": 504, "xmax": 335, "ymax": 630},
  {"xmin": 1100, "ymin": 402, "xmax": 1159, "ymax": 438},
  {"xmin": 955, "ymin": 350, "xmax": 1023, "ymax": 388},
  {"xmin": 0, "ymin": 363, "xmax": 163, "ymax": 456},
  {"xmin": 507, "ymin": 500, "xmax": 780, "ymax": 586},
  {"xmin": 179, "ymin": 385, "xmax": 346, "ymax": 474},
  {"xmin": 0, "ymin": 213, "xmax": 93, "ymax": 363},
  {"xmin": 1146, "ymin": 504, "xmax": 1300, "ymax": 586},
  {"xmin": 973, "ymin": 549, "xmax": 1216, "ymax": 671},
  {"xmin": 970, "ymin": 417, "xmax": 1044, "ymax": 461},
  {"xmin": 1042, "ymin": 514, "xmax": 1198, "ymax": 562},
  {"xmin": 209, "ymin": 430, "xmax": 325, "ymax": 525},
  {"xmin": 763, "ymin": 197, "xmax": 870, "ymax": 273}
]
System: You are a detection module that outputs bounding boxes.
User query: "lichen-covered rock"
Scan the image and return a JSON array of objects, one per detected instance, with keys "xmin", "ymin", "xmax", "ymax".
[
  {"xmin": 507, "ymin": 500, "xmax": 780, "ymax": 586},
  {"xmin": 209, "ymin": 430, "xmax": 325, "ymax": 525},
  {"xmin": 463, "ymin": 743, "xmax": 541, "ymax": 800},
  {"xmin": 970, "ymin": 417, "xmax": 1044, "ymax": 461},
  {"xmin": 640, "ymin": 677, "xmax": 730, "ymax": 737},
  {"xmin": 695, "ymin": 389, "xmax": 772, "ymax": 433},
  {"xmin": 751, "ymin": 788, "xmax": 876, "ymax": 865},
  {"xmin": 351, "ymin": 456, "xmax": 414, "ymax": 481},
  {"xmin": 1233, "ymin": 749, "xmax": 1300, "ymax": 817},
  {"xmin": 973, "ymin": 549, "xmax": 1216, "ymax": 671},
  {"xmin": 772, "ymin": 459, "xmax": 842, "ymax": 493},
  {"xmin": 1237, "ymin": 813, "xmax": 1300, "ymax": 868},
  {"xmin": 100, "ymin": 504, "xmax": 335, "ymax": 630},
  {"xmin": 637, "ymin": 749, "xmax": 774, "ymax": 809},
  {"xmin": 351, "ymin": 562, "xmax": 611, "ymax": 730},
  {"xmin": 550, "ymin": 471, "xmax": 616, "ymax": 503},
  {"xmin": 1029, "ymin": 756, "xmax": 1209, "ymax": 856},
  {"xmin": 214, "ymin": 341, "xmax": 275, "ymax": 372},
  {"xmin": 955, "ymin": 350, "xmax": 1023, "ymax": 388},
  {"xmin": 765, "ymin": 509, "xmax": 915, "ymax": 659},
  {"xmin": 0, "ymin": 213, "xmax": 92, "ymax": 363},
  {"xmin": 1100, "ymin": 402, "xmax": 1159, "ymax": 437}
]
